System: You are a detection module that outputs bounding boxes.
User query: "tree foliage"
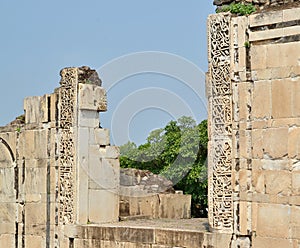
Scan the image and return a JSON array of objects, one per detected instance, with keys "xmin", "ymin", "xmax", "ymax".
[
  {"xmin": 216, "ymin": 3, "xmax": 256, "ymax": 15},
  {"xmin": 119, "ymin": 116, "xmax": 208, "ymax": 217}
]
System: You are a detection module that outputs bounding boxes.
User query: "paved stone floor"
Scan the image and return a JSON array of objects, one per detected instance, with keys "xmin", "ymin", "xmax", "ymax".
[{"xmin": 95, "ymin": 218, "xmax": 209, "ymax": 232}]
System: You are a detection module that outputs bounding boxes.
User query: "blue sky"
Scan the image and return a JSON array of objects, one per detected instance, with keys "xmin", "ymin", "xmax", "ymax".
[{"xmin": 0, "ymin": 1, "xmax": 215, "ymax": 145}]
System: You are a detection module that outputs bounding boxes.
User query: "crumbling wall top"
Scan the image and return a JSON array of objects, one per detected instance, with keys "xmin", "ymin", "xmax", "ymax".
[
  {"xmin": 214, "ymin": 0, "xmax": 300, "ymax": 11},
  {"xmin": 60, "ymin": 66, "xmax": 102, "ymax": 86}
]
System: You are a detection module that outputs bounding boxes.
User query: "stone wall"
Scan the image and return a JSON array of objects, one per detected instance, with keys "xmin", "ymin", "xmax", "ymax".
[
  {"xmin": 1, "ymin": 4, "xmax": 300, "ymax": 247},
  {"xmin": 120, "ymin": 168, "xmax": 191, "ymax": 219},
  {"xmin": 62, "ymin": 221, "xmax": 232, "ymax": 248},
  {"xmin": 207, "ymin": 6, "xmax": 300, "ymax": 248},
  {"xmin": 0, "ymin": 66, "xmax": 120, "ymax": 247}
]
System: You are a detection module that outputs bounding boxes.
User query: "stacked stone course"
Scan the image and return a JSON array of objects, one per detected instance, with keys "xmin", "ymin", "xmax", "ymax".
[
  {"xmin": 1, "ymin": 1, "xmax": 300, "ymax": 246},
  {"xmin": 207, "ymin": 4, "xmax": 300, "ymax": 248},
  {"xmin": 0, "ymin": 66, "xmax": 120, "ymax": 247}
]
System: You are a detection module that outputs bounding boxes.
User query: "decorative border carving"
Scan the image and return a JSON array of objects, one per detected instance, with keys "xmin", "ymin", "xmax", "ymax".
[
  {"xmin": 208, "ymin": 14, "xmax": 233, "ymax": 231},
  {"xmin": 58, "ymin": 68, "xmax": 78, "ymax": 224}
]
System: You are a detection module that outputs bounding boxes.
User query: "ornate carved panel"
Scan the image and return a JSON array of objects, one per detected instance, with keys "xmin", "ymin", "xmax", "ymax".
[
  {"xmin": 212, "ymin": 139, "xmax": 233, "ymax": 229},
  {"xmin": 58, "ymin": 68, "xmax": 78, "ymax": 224},
  {"xmin": 208, "ymin": 14, "xmax": 233, "ymax": 231},
  {"xmin": 212, "ymin": 96, "xmax": 232, "ymax": 136}
]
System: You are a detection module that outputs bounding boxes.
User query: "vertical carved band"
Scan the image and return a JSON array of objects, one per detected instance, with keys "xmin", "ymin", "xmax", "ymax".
[
  {"xmin": 208, "ymin": 14, "xmax": 233, "ymax": 231},
  {"xmin": 58, "ymin": 68, "xmax": 77, "ymax": 224}
]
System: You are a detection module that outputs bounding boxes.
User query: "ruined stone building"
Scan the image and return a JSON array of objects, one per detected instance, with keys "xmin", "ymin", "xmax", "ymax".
[
  {"xmin": 207, "ymin": 0, "xmax": 300, "ymax": 247},
  {"xmin": 1, "ymin": 0, "xmax": 300, "ymax": 247}
]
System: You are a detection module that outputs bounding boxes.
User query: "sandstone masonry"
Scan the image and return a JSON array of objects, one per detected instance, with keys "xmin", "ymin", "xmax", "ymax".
[
  {"xmin": 207, "ymin": 5, "xmax": 300, "ymax": 248},
  {"xmin": 0, "ymin": 66, "xmax": 120, "ymax": 247},
  {"xmin": 1, "ymin": 3, "xmax": 300, "ymax": 247}
]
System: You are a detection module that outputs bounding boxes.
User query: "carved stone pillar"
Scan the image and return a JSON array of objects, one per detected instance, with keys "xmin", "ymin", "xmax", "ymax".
[
  {"xmin": 58, "ymin": 68, "xmax": 78, "ymax": 224},
  {"xmin": 57, "ymin": 67, "xmax": 119, "ymax": 226},
  {"xmin": 207, "ymin": 13, "xmax": 234, "ymax": 232}
]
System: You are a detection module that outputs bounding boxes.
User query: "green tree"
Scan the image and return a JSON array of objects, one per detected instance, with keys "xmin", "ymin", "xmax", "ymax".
[{"xmin": 119, "ymin": 117, "xmax": 208, "ymax": 217}]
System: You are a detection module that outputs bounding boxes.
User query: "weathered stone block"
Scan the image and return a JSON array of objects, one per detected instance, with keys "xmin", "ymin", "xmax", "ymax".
[
  {"xmin": 24, "ymin": 96, "xmax": 41, "ymax": 124},
  {"xmin": 0, "ymin": 132, "xmax": 17, "ymax": 157},
  {"xmin": 291, "ymin": 159, "xmax": 300, "ymax": 171},
  {"xmin": 236, "ymin": 16, "xmax": 248, "ymax": 49},
  {"xmin": 252, "ymin": 168, "xmax": 265, "ymax": 194},
  {"xmin": 24, "ymin": 94, "xmax": 49, "ymax": 124},
  {"xmin": 252, "ymin": 193, "xmax": 270, "ymax": 203},
  {"xmin": 251, "ymin": 120, "xmax": 269, "ymax": 129},
  {"xmin": 49, "ymin": 128, "xmax": 57, "ymax": 158},
  {"xmin": 25, "ymin": 203, "xmax": 46, "ymax": 226},
  {"xmin": 272, "ymin": 79, "xmax": 293, "ymax": 118},
  {"xmin": 292, "ymin": 172, "xmax": 300, "ymax": 195},
  {"xmin": 252, "ymin": 236, "xmax": 293, "ymax": 248},
  {"xmin": 24, "ymin": 167, "xmax": 47, "ymax": 194},
  {"xmin": 25, "ymin": 235, "xmax": 46, "ymax": 248},
  {"xmin": 270, "ymin": 66, "xmax": 293, "ymax": 80},
  {"xmin": 262, "ymin": 127, "xmax": 288, "ymax": 159},
  {"xmin": 251, "ymin": 69, "xmax": 271, "ymax": 81},
  {"xmin": 98, "ymin": 226, "xmax": 119, "ymax": 241},
  {"xmin": 237, "ymin": 83, "xmax": 252, "ymax": 121},
  {"xmin": 252, "ymin": 81, "xmax": 271, "ymax": 119},
  {"xmin": 249, "ymin": 28, "xmax": 284, "ymax": 42},
  {"xmin": 252, "ymin": 202, "xmax": 258, "ymax": 231},
  {"xmin": 155, "ymin": 229, "xmax": 204, "ymax": 247},
  {"xmin": 39, "ymin": 94, "xmax": 49, "ymax": 123},
  {"xmin": 267, "ymin": 42, "xmax": 300, "ymax": 68},
  {"xmin": 89, "ymin": 156, "xmax": 119, "ymax": 190},
  {"xmin": 24, "ymin": 194, "xmax": 42, "ymax": 203},
  {"xmin": 0, "ymin": 168, "xmax": 15, "ymax": 202},
  {"xmin": 88, "ymin": 189, "xmax": 119, "ymax": 223},
  {"xmin": 76, "ymin": 127, "xmax": 89, "ymax": 224},
  {"xmin": 249, "ymin": 11, "xmax": 283, "ymax": 27},
  {"xmin": 288, "ymin": 127, "xmax": 300, "ymax": 159},
  {"xmin": 291, "ymin": 206, "xmax": 300, "ymax": 229},
  {"xmin": 292, "ymin": 80, "xmax": 300, "ymax": 117},
  {"xmin": 239, "ymin": 130, "xmax": 251, "ymax": 159},
  {"xmin": 75, "ymin": 238, "xmax": 102, "ymax": 247},
  {"xmin": 119, "ymin": 242, "xmax": 152, "ymax": 248},
  {"xmin": 124, "ymin": 194, "xmax": 159, "ymax": 217},
  {"xmin": 284, "ymin": 25, "xmax": 300, "ymax": 38},
  {"xmin": 0, "ymin": 203, "xmax": 16, "ymax": 223},
  {"xmin": 78, "ymin": 110, "xmax": 99, "ymax": 128},
  {"xmin": 78, "ymin": 84, "xmax": 107, "ymax": 112},
  {"xmin": 239, "ymin": 169, "xmax": 249, "ymax": 193},
  {"xmin": 19, "ymin": 130, "xmax": 48, "ymax": 159},
  {"xmin": 265, "ymin": 171, "xmax": 291, "ymax": 196},
  {"xmin": 50, "ymin": 93, "xmax": 57, "ymax": 123},
  {"xmin": 0, "ymin": 156, "xmax": 14, "ymax": 170},
  {"xmin": 257, "ymin": 203, "xmax": 290, "ymax": 238},
  {"xmin": 158, "ymin": 194, "xmax": 191, "ymax": 219},
  {"xmin": 291, "ymin": 226, "xmax": 300, "ymax": 240},
  {"xmin": 118, "ymin": 227, "xmax": 154, "ymax": 243},
  {"xmin": 0, "ymin": 234, "xmax": 14, "ymax": 248},
  {"xmin": 203, "ymin": 232, "xmax": 232, "ymax": 248},
  {"xmin": 100, "ymin": 146, "xmax": 120, "ymax": 159},
  {"xmin": 89, "ymin": 128, "xmax": 110, "ymax": 146},
  {"xmin": 283, "ymin": 8, "xmax": 300, "ymax": 22},
  {"xmin": 0, "ymin": 223, "xmax": 15, "ymax": 235},
  {"xmin": 261, "ymin": 159, "xmax": 289, "ymax": 171},
  {"xmin": 251, "ymin": 129, "xmax": 264, "ymax": 159}
]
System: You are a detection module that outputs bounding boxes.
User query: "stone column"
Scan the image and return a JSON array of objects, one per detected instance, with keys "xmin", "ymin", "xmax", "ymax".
[
  {"xmin": 207, "ymin": 13, "xmax": 234, "ymax": 233},
  {"xmin": 58, "ymin": 67, "xmax": 120, "ymax": 226}
]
